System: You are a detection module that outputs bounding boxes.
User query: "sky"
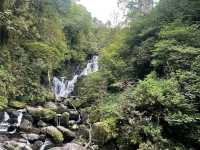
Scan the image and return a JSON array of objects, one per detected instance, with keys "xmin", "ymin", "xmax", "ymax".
[{"xmin": 78, "ymin": 0, "xmax": 123, "ymax": 24}]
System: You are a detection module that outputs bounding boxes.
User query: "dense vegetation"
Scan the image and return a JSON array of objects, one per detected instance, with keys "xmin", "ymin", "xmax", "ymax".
[
  {"xmin": 76, "ymin": 0, "xmax": 200, "ymax": 149},
  {"xmin": 0, "ymin": 0, "xmax": 108, "ymax": 103},
  {"xmin": 1, "ymin": 0, "xmax": 200, "ymax": 150}
]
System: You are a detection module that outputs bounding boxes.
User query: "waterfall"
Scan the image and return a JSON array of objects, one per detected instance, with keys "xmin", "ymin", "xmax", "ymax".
[
  {"xmin": 53, "ymin": 55, "xmax": 99, "ymax": 100},
  {"xmin": 0, "ymin": 109, "xmax": 25, "ymax": 134}
]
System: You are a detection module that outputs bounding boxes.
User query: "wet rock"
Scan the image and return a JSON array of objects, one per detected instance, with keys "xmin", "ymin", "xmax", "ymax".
[
  {"xmin": 0, "ymin": 112, "xmax": 5, "ymax": 122},
  {"xmin": 69, "ymin": 110, "xmax": 79, "ymax": 121},
  {"xmin": 57, "ymin": 126, "xmax": 76, "ymax": 140},
  {"xmin": 37, "ymin": 120, "xmax": 48, "ymax": 127},
  {"xmin": 63, "ymin": 143, "xmax": 86, "ymax": 150},
  {"xmin": 48, "ymin": 147, "xmax": 62, "ymax": 150},
  {"xmin": 21, "ymin": 133, "xmax": 40, "ymax": 142},
  {"xmin": 32, "ymin": 140, "xmax": 43, "ymax": 150},
  {"xmin": 26, "ymin": 106, "xmax": 57, "ymax": 121},
  {"xmin": 23, "ymin": 113, "xmax": 33, "ymax": 122},
  {"xmin": 3, "ymin": 140, "xmax": 32, "ymax": 150},
  {"xmin": 61, "ymin": 112, "xmax": 69, "ymax": 126},
  {"xmin": 20, "ymin": 119, "xmax": 32, "ymax": 132},
  {"xmin": 48, "ymin": 143, "xmax": 86, "ymax": 150},
  {"xmin": 42, "ymin": 126, "xmax": 64, "ymax": 144}
]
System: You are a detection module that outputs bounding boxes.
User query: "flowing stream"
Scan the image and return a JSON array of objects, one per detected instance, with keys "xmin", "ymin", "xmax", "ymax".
[
  {"xmin": 0, "ymin": 109, "xmax": 25, "ymax": 134},
  {"xmin": 53, "ymin": 55, "xmax": 99, "ymax": 100}
]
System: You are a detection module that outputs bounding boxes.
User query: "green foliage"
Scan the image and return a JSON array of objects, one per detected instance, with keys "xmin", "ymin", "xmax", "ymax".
[
  {"xmin": 23, "ymin": 42, "xmax": 64, "ymax": 69},
  {"xmin": 0, "ymin": 67, "xmax": 16, "ymax": 98},
  {"xmin": 0, "ymin": 0, "xmax": 102, "ymax": 102},
  {"xmin": 0, "ymin": 96, "xmax": 8, "ymax": 110},
  {"xmin": 76, "ymin": 72, "xmax": 108, "ymax": 103}
]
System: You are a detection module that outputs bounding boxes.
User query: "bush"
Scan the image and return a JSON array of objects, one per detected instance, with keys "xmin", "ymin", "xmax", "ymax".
[{"xmin": 0, "ymin": 96, "xmax": 8, "ymax": 110}]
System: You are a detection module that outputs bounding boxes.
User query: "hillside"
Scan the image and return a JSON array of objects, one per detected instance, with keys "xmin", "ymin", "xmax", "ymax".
[{"xmin": 0, "ymin": 0, "xmax": 200, "ymax": 150}]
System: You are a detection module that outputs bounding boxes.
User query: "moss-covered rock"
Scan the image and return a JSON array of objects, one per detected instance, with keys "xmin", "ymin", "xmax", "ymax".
[
  {"xmin": 43, "ymin": 126, "xmax": 64, "ymax": 144},
  {"xmin": 0, "ymin": 96, "xmax": 8, "ymax": 111},
  {"xmin": 92, "ymin": 118, "xmax": 117, "ymax": 145},
  {"xmin": 26, "ymin": 106, "xmax": 57, "ymax": 121},
  {"xmin": 61, "ymin": 112, "xmax": 70, "ymax": 127},
  {"xmin": 9, "ymin": 100, "xmax": 26, "ymax": 109}
]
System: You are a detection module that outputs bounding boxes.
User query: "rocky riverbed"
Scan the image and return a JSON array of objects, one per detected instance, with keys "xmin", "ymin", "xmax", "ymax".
[{"xmin": 0, "ymin": 99, "xmax": 96, "ymax": 150}]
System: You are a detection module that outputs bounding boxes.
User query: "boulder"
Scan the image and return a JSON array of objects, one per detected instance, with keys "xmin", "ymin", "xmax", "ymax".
[
  {"xmin": 44, "ymin": 102, "xmax": 58, "ymax": 111},
  {"xmin": 48, "ymin": 143, "xmax": 86, "ymax": 150},
  {"xmin": 57, "ymin": 126, "xmax": 76, "ymax": 140},
  {"xmin": 61, "ymin": 112, "xmax": 69, "ymax": 126},
  {"xmin": 42, "ymin": 126, "xmax": 64, "ymax": 144},
  {"xmin": 37, "ymin": 120, "xmax": 48, "ymax": 127},
  {"xmin": 0, "ymin": 112, "xmax": 5, "ymax": 122},
  {"xmin": 26, "ymin": 106, "xmax": 57, "ymax": 121},
  {"xmin": 21, "ymin": 133, "xmax": 40, "ymax": 142},
  {"xmin": 48, "ymin": 147, "xmax": 63, "ymax": 150},
  {"xmin": 63, "ymin": 143, "xmax": 86, "ymax": 150},
  {"xmin": 69, "ymin": 110, "xmax": 79, "ymax": 121},
  {"xmin": 3, "ymin": 140, "xmax": 32, "ymax": 150},
  {"xmin": 92, "ymin": 122, "xmax": 116, "ymax": 145},
  {"xmin": 9, "ymin": 101, "xmax": 26, "ymax": 109},
  {"xmin": 20, "ymin": 119, "xmax": 32, "ymax": 132},
  {"xmin": 32, "ymin": 140, "xmax": 43, "ymax": 150}
]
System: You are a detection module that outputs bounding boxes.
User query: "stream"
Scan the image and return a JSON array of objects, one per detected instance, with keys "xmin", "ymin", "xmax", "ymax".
[{"xmin": 0, "ymin": 56, "xmax": 99, "ymax": 150}]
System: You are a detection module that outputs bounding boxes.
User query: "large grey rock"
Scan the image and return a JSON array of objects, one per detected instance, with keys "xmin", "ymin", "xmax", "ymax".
[
  {"xmin": 19, "ymin": 119, "xmax": 32, "ymax": 132},
  {"xmin": 3, "ymin": 140, "xmax": 32, "ymax": 150},
  {"xmin": 57, "ymin": 126, "xmax": 76, "ymax": 140},
  {"xmin": 21, "ymin": 133, "xmax": 40, "ymax": 142},
  {"xmin": 48, "ymin": 143, "xmax": 86, "ymax": 150},
  {"xmin": 0, "ymin": 112, "xmax": 5, "ymax": 122},
  {"xmin": 63, "ymin": 143, "xmax": 86, "ymax": 150},
  {"xmin": 32, "ymin": 140, "xmax": 43, "ymax": 150},
  {"xmin": 37, "ymin": 120, "xmax": 48, "ymax": 127}
]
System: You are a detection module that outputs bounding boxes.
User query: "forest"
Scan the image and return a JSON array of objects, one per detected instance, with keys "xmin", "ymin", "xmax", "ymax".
[{"xmin": 0, "ymin": 0, "xmax": 200, "ymax": 150}]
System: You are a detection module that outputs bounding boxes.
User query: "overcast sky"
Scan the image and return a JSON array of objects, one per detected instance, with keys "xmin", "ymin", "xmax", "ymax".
[{"xmin": 78, "ymin": 0, "xmax": 123, "ymax": 24}]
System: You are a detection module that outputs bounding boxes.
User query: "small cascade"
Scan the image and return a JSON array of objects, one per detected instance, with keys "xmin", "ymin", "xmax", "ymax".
[
  {"xmin": 40, "ymin": 139, "xmax": 53, "ymax": 150},
  {"xmin": 0, "ymin": 109, "xmax": 25, "ymax": 134},
  {"xmin": 53, "ymin": 55, "xmax": 99, "ymax": 100}
]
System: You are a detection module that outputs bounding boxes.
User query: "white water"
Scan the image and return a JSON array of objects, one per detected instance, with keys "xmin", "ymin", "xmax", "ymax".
[
  {"xmin": 53, "ymin": 56, "xmax": 99, "ymax": 99},
  {"xmin": 0, "ymin": 109, "xmax": 25, "ymax": 133},
  {"xmin": 40, "ymin": 139, "xmax": 53, "ymax": 150}
]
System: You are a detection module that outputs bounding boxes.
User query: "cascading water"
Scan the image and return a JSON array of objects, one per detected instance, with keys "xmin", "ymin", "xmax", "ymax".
[
  {"xmin": 53, "ymin": 55, "xmax": 99, "ymax": 100},
  {"xmin": 0, "ymin": 109, "xmax": 25, "ymax": 134}
]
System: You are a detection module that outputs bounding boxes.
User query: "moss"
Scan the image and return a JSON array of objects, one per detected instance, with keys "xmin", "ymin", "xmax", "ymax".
[
  {"xmin": 9, "ymin": 100, "xmax": 26, "ymax": 109},
  {"xmin": 0, "ymin": 96, "xmax": 8, "ymax": 110},
  {"xmin": 61, "ymin": 112, "xmax": 70, "ymax": 126},
  {"xmin": 45, "ymin": 126, "xmax": 64, "ymax": 144},
  {"xmin": 92, "ymin": 117, "xmax": 117, "ymax": 144},
  {"xmin": 27, "ymin": 106, "xmax": 57, "ymax": 121}
]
